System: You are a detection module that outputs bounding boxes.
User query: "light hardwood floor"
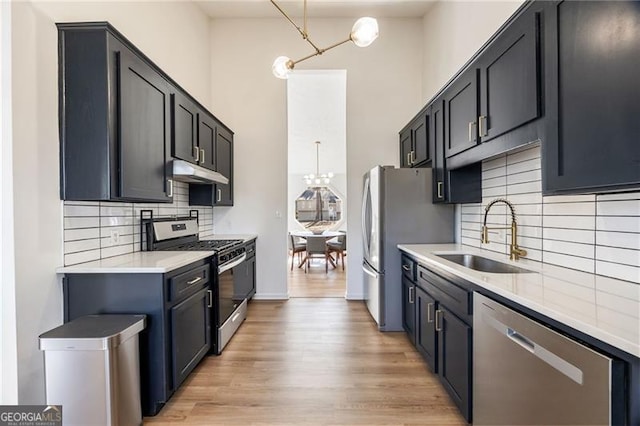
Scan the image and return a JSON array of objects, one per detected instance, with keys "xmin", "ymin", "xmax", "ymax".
[
  {"xmin": 144, "ymin": 298, "xmax": 466, "ymax": 425},
  {"xmin": 288, "ymin": 254, "xmax": 346, "ymax": 298}
]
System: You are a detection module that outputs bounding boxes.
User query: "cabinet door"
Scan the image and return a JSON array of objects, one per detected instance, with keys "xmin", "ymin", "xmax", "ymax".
[
  {"xmin": 412, "ymin": 114, "xmax": 429, "ymax": 166},
  {"xmin": 214, "ymin": 126, "xmax": 234, "ymax": 206},
  {"xmin": 437, "ymin": 305, "xmax": 472, "ymax": 423},
  {"xmin": 415, "ymin": 286, "xmax": 437, "ymax": 373},
  {"xmin": 171, "ymin": 287, "xmax": 211, "ymax": 389},
  {"xmin": 445, "ymin": 68, "xmax": 479, "ymax": 158},
  {"xmin": 399, "ymin": 128, "xmax": 412, "ymax": 168},
  {"xmin": 430, "ymin": 99, "xmax": 447, "ymax": 203},
  {"xmin": 233, "ymin": 255, "xmax": 255, "ymax": 300},
  {"xmin": 543, "ymin": 0, "xmax": 640, "ymax": 194},
  {"xmin": 118, "ymin": 49, "xmax": 172, "ymax": 202},
  {"xmin": 171, "ymin": 90, "xmax": 198, "ymax": 163},
  {"xmin": 198, "ymin": 112, "xmax": 217, "ymax": 171},
  {"xmin": 479, "ymin": 5, "xmax": 541, "ymax": 143},
  {"xmin": 401, "ymin": 277, "xmax": 416, "ymax": 343}
]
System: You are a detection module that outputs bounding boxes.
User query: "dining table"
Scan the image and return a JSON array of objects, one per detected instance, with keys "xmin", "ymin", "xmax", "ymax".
[{"xmin": 290, "ymin": 230, "xmax": 343, "ymax": 269}]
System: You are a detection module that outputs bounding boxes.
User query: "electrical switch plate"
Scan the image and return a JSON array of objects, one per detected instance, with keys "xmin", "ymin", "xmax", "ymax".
[{"xmin": 110, "ymin": 230, "xmax": 120, "ymax": 245}]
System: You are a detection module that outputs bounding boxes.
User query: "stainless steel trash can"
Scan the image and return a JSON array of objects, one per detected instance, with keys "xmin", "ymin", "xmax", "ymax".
[{"xmin": 39, "ymin": 315, "xmax": 146, "ymax": 426}]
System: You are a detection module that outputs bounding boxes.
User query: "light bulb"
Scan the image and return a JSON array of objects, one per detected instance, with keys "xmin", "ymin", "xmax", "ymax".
[
  {"xmin": 324, "ymin": 178, "xmax": 330, "ymax": 184},
  {"xmin": 272, "ymin": 56, "xmax": 293, "ymax": 79},
  {"xmin": 315, "ymin": 178, "xmax": 321, "ymax": 185},
  {"xmin": 305, "ymin": 179, "xmax": 312, "ymax": 185},
  {"xmin": 327, "ymin": 172, "xmax": 334, "ymax": 178},
  {"xmin": 309, "ymin": 174, "xmax": 315, "ymax": 179},
  {"xmin": 351, "ymin": 17, "xmax": 379, "ymax": 47}
]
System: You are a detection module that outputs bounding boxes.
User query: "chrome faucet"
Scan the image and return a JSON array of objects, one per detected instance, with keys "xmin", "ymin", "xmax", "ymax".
[{"xmin": 481, "ymin": 198, "xmax": 527, "ymax": 261}]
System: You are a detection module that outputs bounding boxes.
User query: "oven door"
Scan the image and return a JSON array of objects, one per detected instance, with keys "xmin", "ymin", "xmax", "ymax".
[{"xmin": 215, "ymin": 254, "xmax": 248, "ymax": 354}]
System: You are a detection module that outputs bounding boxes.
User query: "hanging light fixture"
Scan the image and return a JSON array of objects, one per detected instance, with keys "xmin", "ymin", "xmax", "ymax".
[
  {"xmin": 304, "ymin": 141, "xmax": 334, "ymax": 186},
  {"xmin": 270, "ymin": 0, "xmax": 379, "ymax": 79}
]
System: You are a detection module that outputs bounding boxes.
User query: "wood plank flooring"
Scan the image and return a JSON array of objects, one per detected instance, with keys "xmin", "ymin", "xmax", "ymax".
[
  {"xmin": 145, "ymin": 298, "xmax": 465, "ymax": 425},
  {"xmin": 288, "ymin": 254, "xmax": 346, "ymax": 298}
]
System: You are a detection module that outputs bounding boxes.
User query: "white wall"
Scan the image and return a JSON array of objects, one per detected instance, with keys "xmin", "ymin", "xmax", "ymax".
[
  {"xmin": 1, "ymin": 0, "xmax": 18, "ymax": 405},
  {"xmin": 8, "ymin": 0, "xmax": 212, "ymax": 403},
  {"xmin": 209, "ymin": 17, "xmax": 424, "ymax": 299},
  {"xmin": 421, "ymin": 0, "xmax": 523, "ymax": 102}
]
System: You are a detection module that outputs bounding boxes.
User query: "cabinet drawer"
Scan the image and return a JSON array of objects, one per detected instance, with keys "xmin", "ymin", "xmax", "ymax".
[
  {"xmin": 417, "ymin": 265, "xmax": 471, "ymax": 318},
  {"xmin": 401, "ymin": 255, "xmax": 416, "ymax": 281},
  {"xmin": 169, "ymin": 264, "xmax": 210, "ymax": 302}
]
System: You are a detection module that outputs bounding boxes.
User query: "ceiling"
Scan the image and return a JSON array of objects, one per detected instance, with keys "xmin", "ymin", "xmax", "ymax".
[{"xmin": 195, "ymin": 0, "xmax": 437, "ymax": 19}]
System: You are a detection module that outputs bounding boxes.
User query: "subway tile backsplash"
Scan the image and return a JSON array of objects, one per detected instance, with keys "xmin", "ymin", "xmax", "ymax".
[
  {"xmin": 63, "ymin": 181, "xmax": 214, "ymax": 266},
  {"xmin": 459, "ymin": 144, "xmax": 640, "ymax": 284}
]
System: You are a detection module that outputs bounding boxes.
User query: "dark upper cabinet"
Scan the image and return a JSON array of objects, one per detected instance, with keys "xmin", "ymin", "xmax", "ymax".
[
  {"xmin": 198, "ymin": 112, "xmax": 218, "ymax": 171},
  {"xmin": 215, "ymin": 126, "xmax": 234, "ymax": 206},
  {"xmin": 543, "ymin": 0, "xmax": 640, "ymax": 194},
  {"xmin": 430, "ymin": 99, "xmax": 447, "ymax": 203},
  {"xmin": 189, "ymin": 122, "xmax": 234, "ymax": 207},
  {"xmin": 415, "ymin": 285, "xmax": 437, "ymax": 373},
  {"xmin": 478, "ymin": 4, "xmax": 542, "ymax": 142},
  {"xmin": 399, "ymin": 128, "xmax": 412, "ymax": 168},
  {"xmin": 59, "ymin": 23, "xmax": 172, "ymax": 202},
  {"xmin": 399, "ymin": 111, "xmax": 430, "ymax": 168},
  {"xmin": 444, "ymin": 68, "xmax": 479, "ymax": 158},
  {"xmin": 171, "ymin": 91, "xmax": 198, "ymax": 164}
]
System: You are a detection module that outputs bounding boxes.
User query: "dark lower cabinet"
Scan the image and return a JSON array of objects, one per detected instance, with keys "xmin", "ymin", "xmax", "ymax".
[
  {"xmin": 62, "ymin": 259, "xmax": 212, "ymax": 416},
  {"xmin": 171, "ymin": 287, "xmax": 211, "ymax": 388},
  {"xmin": 543, "ymin": 0, "xmax": 640, "ymax": 194},
  {"xmin": 402, "ymin": 277, "xmax": 416, "ymax": 344},
  {"xmin": 59, "ymin": 23, "xmax": 172, "ymax": 202},
  {"xmin": 401, "ymin": 258, "xmax": 473, "ymax": 423},
  {"xmin": 415, "ymin": 286, "xmax": 436, "ymax": 372},
  {"xmin": 437, "ymin": 304, "xmax": 472, "ymax": 422}
]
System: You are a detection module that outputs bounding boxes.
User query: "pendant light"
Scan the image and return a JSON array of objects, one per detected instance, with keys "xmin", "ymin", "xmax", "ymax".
[{"xmin": 303, "ymin": 141, "xmax": 334, "ymax": 186}]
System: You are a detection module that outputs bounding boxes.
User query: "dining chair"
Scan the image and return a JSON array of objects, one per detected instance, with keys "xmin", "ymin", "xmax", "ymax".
[
  {"xmin": 326, "ymin": 231, "xmax": 347, "ymax": 270},
  {"xmin": 305, "ymin": 236, "xmax": 331, "ymax": 273},
  {"xmin": 288, "ymin": 233, "xmax": 307, "ymax": 271}
]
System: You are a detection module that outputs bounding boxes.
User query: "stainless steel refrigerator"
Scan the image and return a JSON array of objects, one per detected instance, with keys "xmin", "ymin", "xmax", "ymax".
[{"xmin": 362, "ymin": 166, "xmax": 454, "ymax": 331}]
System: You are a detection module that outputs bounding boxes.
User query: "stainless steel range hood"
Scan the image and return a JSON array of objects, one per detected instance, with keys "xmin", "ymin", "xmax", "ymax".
[{"xmin": 172, "ymin": 160, "xmax": 229, "ymax": 185}]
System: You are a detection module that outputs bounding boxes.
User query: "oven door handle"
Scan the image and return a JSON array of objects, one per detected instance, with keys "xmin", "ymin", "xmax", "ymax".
[{"xmin": 218, "ymin": 253, "xmax": 247, "ymax": 274}]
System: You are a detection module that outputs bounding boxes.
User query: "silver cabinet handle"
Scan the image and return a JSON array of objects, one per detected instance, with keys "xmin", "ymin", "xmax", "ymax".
[
  {"xmin": 194, "ymin": 146, "xmax": 200, "ymax": 162},
  {"xmin": 207, "ymin": 289, "xmax": 213, "ymax": 308},
  {"xmin": 427, "ymin": 302, "xmax": 434, "ymax": 323},
  {"xmin": 167, "ymin": 179, "xmax": 173, "ymax": 197},
  {"xmin": 187, "ymin": 276, "xmax": 202, "ymax": 285},
  {"xmin": 435, "ymin": 309, "xmax": 443, "ymax": 331},
  {"xmin": 411, "ymin": 151, "xmax": 416, "ymax": 164},
  {"xmin": 479, "ymin": 115, "xmax": 487, "ymax": 137},
  {"xmin": 402, "ymin": 264, "xmax": 411, "ymax": 271},
  {"xmin": 217, "ymin": 188, "xmax": 222, "ymax": 202},
  {"xmin": 408, "ymin": 286, "xmax": 414, "ymax": 304},
  {"xmin": 437, "ymin": 181, "xmax": 443, "ymax": 199},
  {"xmin": 468, "ymin": 121, "xmax": 473, "ymax": 141},
  {"xmin": 407, "ymin": 152, "xmax": 411, "ymax": 166},
  {"xmin": 200, "ymin": 148, "xmax": 205, "ymax": 163}
]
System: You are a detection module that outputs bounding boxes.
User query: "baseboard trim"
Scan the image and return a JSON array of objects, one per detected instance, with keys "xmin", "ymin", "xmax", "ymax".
[
  {"xmin": 252, "ymin": 293, "xmax": 290, "ymax": 300},
  {"xmin": 346, "ymin": 292, "xmax": 365, "ymax": 300}
]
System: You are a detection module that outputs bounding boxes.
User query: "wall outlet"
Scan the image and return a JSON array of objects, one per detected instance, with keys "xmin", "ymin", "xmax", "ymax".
[{"xmin": 110, "ymin": 230, "xmax": 120, "ymax": 245}]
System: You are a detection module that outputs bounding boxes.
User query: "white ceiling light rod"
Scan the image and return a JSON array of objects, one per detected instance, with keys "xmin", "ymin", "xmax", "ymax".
[{"xmin": 271, "ymin": 0, "xmax": 379, "ymax": 79}]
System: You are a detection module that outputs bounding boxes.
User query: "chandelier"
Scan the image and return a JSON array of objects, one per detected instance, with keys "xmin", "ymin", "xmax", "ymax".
[
  {"xmin": 304, "ymin": 141, "xmax": 334, "ymax": 186},
  {"xmin": 270, "ymin": 0, "xmax": 379, "ymax": 79}
]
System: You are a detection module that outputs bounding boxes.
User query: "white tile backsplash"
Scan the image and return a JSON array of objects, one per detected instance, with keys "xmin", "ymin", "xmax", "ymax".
[
  {"xmin": 459, "ymin": 144, "xmax": 640, "ymax": 283},
  {"xmin": 62, "ymin": 181, "xmax": 215, "ymax": 265}
]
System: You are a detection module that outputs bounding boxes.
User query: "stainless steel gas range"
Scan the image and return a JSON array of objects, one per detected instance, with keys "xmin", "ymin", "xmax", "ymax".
[{"xmin": 141, "ymin": 211, "xmax": 249, "ymax": 354}]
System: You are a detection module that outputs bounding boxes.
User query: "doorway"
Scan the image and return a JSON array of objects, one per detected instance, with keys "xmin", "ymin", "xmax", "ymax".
[{"xmin": 286, "ymin": 70, "xmax": 347, "ymax": 298}]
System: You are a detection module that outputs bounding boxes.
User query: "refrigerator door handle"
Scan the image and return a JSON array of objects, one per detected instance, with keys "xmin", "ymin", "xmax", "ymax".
[
  {"xmin": 361, "ymin": 177, "xmax": 371, "ymax": 260},
  {"xmin": 362, "ymin": 261, "xmax": 379, "ymax": 278}
]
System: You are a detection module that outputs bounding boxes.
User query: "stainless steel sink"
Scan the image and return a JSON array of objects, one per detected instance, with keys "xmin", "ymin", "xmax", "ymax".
[{"xmin": 435, "ymin": 253, "xmax": 535, "ymax": 274}]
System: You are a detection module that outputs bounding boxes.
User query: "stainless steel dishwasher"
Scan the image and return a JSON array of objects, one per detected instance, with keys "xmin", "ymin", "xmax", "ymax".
[{"xmin": 473, "ymin": 293, "xmax": 625, "ymax": 425}]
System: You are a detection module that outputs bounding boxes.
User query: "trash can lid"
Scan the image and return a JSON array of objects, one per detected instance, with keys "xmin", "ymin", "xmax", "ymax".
[{"xmin": 39, "ymin": 315, "xmax": 146, "ymax": 351}]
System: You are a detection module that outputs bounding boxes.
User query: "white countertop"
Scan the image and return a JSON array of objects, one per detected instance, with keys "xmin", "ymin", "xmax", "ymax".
[
  {"xmin": 57, "ymin": 234, "xmax": 258, "ymax": 274},
  {"xmin": 57, "ymin": 250, "xmax": 214, "ymax": 274},
  {"xmin": 398, "ymin": 244, "xmax": 640, "ymax": 358}
]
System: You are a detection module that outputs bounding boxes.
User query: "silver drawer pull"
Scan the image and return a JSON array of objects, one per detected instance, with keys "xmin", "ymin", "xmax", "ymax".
[
  {"xmin": 186, "ymin": 276, "xmax": 202, "ymax": 285},
  {"xmin": 207, "ymin": 290, "xmax": 213, "ymax": 308},
  {"xmin": 437, "ymin": 181, "xmax": 443, "ymax": 198},
  {"xmin": 427, "ymin": 303, "xmax": 434, "ymax": 323},
  {"xmin": 435, "ymin": 309, "xmax": 443, "ymax": 331},
  {"xmin": 408, "ymin": 286, "xmax": 414, "ymax": 304},
  {"xmin": 194, "ymin": 146, "xmax": 200, "ymax": 162},
  {"xmin": 402, "ymin": 264, "xmax": 411, "ymax": 271}
]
